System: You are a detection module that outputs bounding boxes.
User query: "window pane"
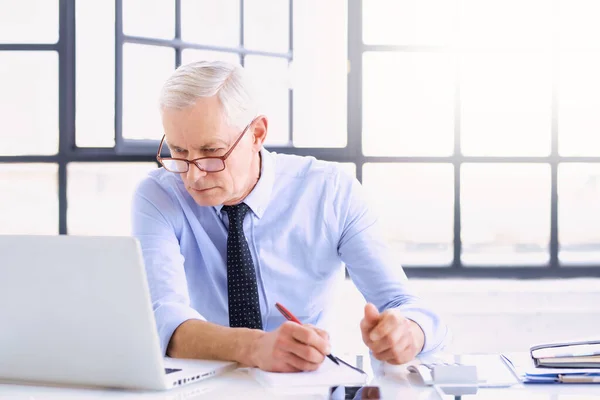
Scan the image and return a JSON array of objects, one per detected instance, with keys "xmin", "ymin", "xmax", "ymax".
[
  {"xmin": 558, "ymin": 52, "xmax": 600, "ymax": 156},
  {"xmin": 67, "ymin": 163, "xmax": 157, "ymax": 235},
  {"xmin": 244, "ymin": 0, "xmax": 289, "ymax": 53},
  {"xmin": 461, "ymin": 164, "xmax": 550, "ymax": 266},
  {"xmin": 292, "ymin": 0, "xmax": 347, "ymax": 148},
  {"xmin": 181, "ymin": 0, "xmax": 239, "ymax": 47},
  {"xmin": 76, "ymin": 0, "xmax": 115, "ymax": 148},
  {"xmin": 123, "ymin": 44, "xmax": 175, "ymax": 141},
  {"xmin": 0, "ymin": 52, "xmax": 58, "ymax": 156},
  {"xmin": 182, "ymin": 49, "xmax": 241, "ymax": 65},
  {"xmin": 363, "ymin": 52, "xmax": 454, "ymax": 156},
  {"xmin": 245, "ymin": 56, "xmax": 290, "ymax": 146},
  {"xmin": 0, "ymin": 164, "xmax": 58, "ymax": 235},
  {"xmin": 123, "ymin": 0, "xmax": 174, "ymax": 39},
  {"xmin": 0, "ymin": 0, "xmax": 58, "ymax": 43},
  {"xmin": 363, "ymin": 164, "xmax": 454, "ymax": 265},
  {"xmin": 363, "ymin": 0, "xmax": 455, "ymax": 46},
  {"xmin": 460, "ymin": 53, "xmax": 551, "ymax": 156},
  {"xmin": 558, "ymin": 164, "xmax": 600, "ymax": 265},
  {"xmin": 558, "ymin": 0, "xmax": 600, "ymax": 50},
  {"xmin": 458, "ymin": 0, "xmax": 551, "ymax": 50}
]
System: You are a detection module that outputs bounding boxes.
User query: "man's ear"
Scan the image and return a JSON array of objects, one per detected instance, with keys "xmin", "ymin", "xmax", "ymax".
[{"xmin": 251, "ymin": 115, "xmax": 268, "ymax": 151}]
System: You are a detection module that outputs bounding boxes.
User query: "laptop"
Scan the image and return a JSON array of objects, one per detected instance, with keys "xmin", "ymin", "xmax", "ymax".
[{"xmin": 0, "ymin": 235, "xmax": 237, "ymax": 390}]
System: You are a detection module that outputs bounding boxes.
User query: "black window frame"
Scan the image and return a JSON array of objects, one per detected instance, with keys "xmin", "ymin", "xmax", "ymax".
[{"xmin": 1, "ymin": 0, "xmax": 599, "ymax": 278}]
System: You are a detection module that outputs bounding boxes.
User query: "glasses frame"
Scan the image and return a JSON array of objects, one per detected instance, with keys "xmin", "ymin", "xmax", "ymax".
[{"xmin": 156, "ymin": 118, "xmax": 257, "ymax": 174}]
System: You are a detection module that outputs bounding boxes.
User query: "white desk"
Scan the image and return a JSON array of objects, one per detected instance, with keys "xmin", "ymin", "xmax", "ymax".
[{"xmin": 1, "ymin": 357, "xmax": 600, "ymax": 400}]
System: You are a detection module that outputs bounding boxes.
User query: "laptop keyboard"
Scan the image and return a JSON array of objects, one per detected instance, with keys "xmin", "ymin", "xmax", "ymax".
[{"xmin": 165, "ymin": 368, "xmax": 182, "ymax": 374}]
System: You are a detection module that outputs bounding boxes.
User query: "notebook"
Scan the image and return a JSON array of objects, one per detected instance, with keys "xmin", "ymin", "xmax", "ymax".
[
  {"xmin": 530, "ymin": 340, "xmax": 600, "ymax": 368},
  {"xmin": 535, "ymin": 355, "xmax": 600, "ymax": 368},
  {"xmin": 502, "ymin": 352, "xmax": 600, "ymax": 384},
  {"xmin": 250, "ymin": 357, "xmax": 368, "ymax": 387}
]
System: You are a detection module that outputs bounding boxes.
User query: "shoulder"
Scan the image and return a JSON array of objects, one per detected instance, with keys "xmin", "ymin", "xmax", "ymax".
[
  {"xmin": 133, "ymin": 167, "xmax": 183, "ymax": 213},
  {"xmin": 135, "ymin": 168, "xmax": 181, "ymax": 194},
  {"xmin": 270, "ymin": 151, "xmax": 355, "ymax": 190}
]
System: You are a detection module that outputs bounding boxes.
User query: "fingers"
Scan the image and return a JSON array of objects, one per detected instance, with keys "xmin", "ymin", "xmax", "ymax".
[
  {"xmin": 305, "ymin": 324, "xmax": 330, "ymax": 341},
  {"xmin": 284, "ymin": 336, "xmax": 327, "ymax": 364},
  {"xmin": 288, "ymin": 342, "xmax": 325, "ymax": 371},
  {"xmin": 370, "ymin": 311, "xmax": 408, "ymax": 342},
  {"xmin": 275, "ymin": 362, "xmax": 303, "ymax": 373},
  {"xmin": 361, "ymin": 310, "xmax": 421, "ymax": 365},
  {"xmin": 360, "ymin": 303, "xmax": 381, "ymax": 345},
  {"xmin": 362, "ymin": 303, "xmax": 380, "ymax": 330},
  {"xmin": 283, "ymin": 351, "xmax": 322, "ymax": 371},
  {"xmin": 285, "ymin": 322, "xmax": 331, "ymax": 356},
  {"xmin": 276, "ymin": 323, "xmax": 329, "ymax": 371},
  {"xmin": 372, "ymin": 329, "xmax": 412, "ymax": 359},
  {"xmin": 373, "ymin": 341, "xmax": 413, "ymax": 365},
  {"xmin": 368, "ymin": 322, "xmax": 405, "ymax": 354}
]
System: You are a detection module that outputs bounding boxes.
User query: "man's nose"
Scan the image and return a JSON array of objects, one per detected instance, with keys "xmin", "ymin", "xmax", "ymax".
[{"xmin": 187, "ymin": 163, "xmax": 208, "ymax": 181}]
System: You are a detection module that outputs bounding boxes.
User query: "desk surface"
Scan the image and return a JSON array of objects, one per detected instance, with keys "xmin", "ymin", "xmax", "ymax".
[{"xmin": 2, "ymin": 360, "xmax": 600, "ymax": 400}]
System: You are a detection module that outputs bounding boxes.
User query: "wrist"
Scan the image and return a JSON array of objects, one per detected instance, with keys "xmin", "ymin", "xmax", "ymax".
[
  {"xmin": 234, "ymin": 328, "xmax": 264, "ymax": 367},
  {"xmin": 408, "ymin": 320, "xmax": 425, "ymax": 354}
]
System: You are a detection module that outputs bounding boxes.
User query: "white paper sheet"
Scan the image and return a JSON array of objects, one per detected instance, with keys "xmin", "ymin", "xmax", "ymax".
[{"xmin": 250, "ymin": 357, "xmax": 368, "ymax": 387}]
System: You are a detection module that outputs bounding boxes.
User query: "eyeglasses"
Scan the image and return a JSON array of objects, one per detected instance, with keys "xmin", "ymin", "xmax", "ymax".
[{"xmin": 156, "ymin": 119, "xmax": 255, "ymax": 174}]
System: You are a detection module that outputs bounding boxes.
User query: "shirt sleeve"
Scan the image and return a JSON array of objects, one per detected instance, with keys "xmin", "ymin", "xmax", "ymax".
[
  {"xmin": 332, "ymin": 169, "xmax": 449, "ymax": 355},
  {"xmin": 131, "ymin": 177, "xmax": 206, "ymax": 356}
]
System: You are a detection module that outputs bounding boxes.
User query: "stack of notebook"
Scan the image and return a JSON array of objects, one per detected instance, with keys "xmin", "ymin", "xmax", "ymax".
[
  {"xmin": 531, "ymin": 340, "xmax": 600, "ymax": 369},
  {"xmin": 502, "ymin": 339, "xmax": 600, "ymax": 384}
]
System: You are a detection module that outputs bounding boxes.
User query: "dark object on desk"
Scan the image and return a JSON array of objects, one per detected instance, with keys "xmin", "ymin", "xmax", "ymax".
[
  {"xmin": 274, "ymin": 302, "xmax": 340, "ymax": 365},
  {"xmin": 165, "ymin": 368, "xmax": 182, "ymax": 374},
  {"xmin": 531, "ymin": 339, "xmax": 600, "ymax": 368},
  {"xmin": 329, "ymin": 385, "xmax": 381, "ymax": 400},
  {"xmin": 335, "ymin": 356, "xmax": 368, "ymax": 376},
  {"xmin": 435, "ymin": 385, "xmax": 478, "ymax": 398}
]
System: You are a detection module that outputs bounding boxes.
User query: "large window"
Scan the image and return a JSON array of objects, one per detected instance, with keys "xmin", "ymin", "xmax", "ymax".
[
  {"xmin": 74, "ymin": 0, "xmax": 347, "ymax": 152},
  {"xmin": 0, "ymin": 0, "xmax": 346, "ymax": 235},
  {"xmin": 1, "ymin": 0, "xmax": 599, "ymax": 278},
  {"xmin": 353, "ymin": 0, "xmax": 600, "ymax": 277}
]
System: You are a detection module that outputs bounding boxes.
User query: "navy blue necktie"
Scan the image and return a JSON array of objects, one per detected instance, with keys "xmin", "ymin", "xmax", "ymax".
[{"xmin": 222, "ymin": 203, "xmax": 263, "ymax": 330}]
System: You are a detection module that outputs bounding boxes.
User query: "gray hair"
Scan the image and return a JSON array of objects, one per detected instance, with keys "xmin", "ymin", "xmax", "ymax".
[{"xmin": 159, "ymin": 61, "xmax": 257, "ymax": 130}]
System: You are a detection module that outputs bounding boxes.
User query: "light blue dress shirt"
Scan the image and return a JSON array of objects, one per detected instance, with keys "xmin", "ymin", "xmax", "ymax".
[{"xmin": 132, "ymin": 149, "xmax": 448, "ymax": 356}]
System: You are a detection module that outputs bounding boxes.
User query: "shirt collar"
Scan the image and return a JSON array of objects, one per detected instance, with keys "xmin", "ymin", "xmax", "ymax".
[{"xmin": 213, "ymin": 148, "xmax": 275, "ymax": 219}]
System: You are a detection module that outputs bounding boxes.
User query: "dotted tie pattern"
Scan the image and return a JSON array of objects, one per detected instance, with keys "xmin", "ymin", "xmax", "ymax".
[{"xmin": 222, "ymin": 203, "xmax": 263, "ymax": 330}]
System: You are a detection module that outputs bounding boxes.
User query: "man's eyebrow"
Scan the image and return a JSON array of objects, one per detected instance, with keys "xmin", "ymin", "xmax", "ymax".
[
  {"xmin": 166, "ymin": 139, "xmax": 228, "ymax": 151},
  {"xmin": 195, "ymin": 140, "xmax": 229, "ymax": 150}
]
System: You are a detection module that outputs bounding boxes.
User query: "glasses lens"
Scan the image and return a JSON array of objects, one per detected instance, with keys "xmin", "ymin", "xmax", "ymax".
[
  {"xmin": 162, "ymin": 159, "xmax": 189, "ymax": 173},
  {"xmin": 197, "ymin": 158, "xmax": 225, "ymax": 172}
]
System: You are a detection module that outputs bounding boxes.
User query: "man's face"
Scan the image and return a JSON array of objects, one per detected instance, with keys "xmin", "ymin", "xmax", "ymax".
[{"xmin": 161, "ymin": 96, "xmax": 262, "ymax": 207}]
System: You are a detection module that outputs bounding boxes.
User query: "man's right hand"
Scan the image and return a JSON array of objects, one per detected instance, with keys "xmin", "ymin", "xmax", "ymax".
[{"xmin": 250, "ymin": 322, "xmax": 331, "ymax": 372}]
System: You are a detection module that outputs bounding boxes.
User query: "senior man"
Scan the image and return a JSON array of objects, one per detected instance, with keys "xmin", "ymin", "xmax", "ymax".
[{"xmin": 132, "ymin": 61, "xmax": 448, "ymax": 373}]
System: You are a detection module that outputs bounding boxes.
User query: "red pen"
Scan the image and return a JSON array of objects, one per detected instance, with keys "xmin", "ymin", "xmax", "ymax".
[{"xmin": 275, "ymin": 302, "xmax": 339, "ymax": 365}]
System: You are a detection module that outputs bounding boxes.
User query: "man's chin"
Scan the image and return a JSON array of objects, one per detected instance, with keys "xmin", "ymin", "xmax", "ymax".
[{"xmin": 189, "ymin": 188, "xmax": 223, "ymax": 207}]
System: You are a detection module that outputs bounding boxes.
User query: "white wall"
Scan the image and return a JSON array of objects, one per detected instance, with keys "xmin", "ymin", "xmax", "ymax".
[{"xmin": 331, "ymin": 278, "xmax": 600, "ymax": 360}]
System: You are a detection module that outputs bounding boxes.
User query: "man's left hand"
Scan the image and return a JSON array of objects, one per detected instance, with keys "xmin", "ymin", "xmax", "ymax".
[{"xmin": 360, "ymin": 303, "xmax": 425, "ymax": 365}]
